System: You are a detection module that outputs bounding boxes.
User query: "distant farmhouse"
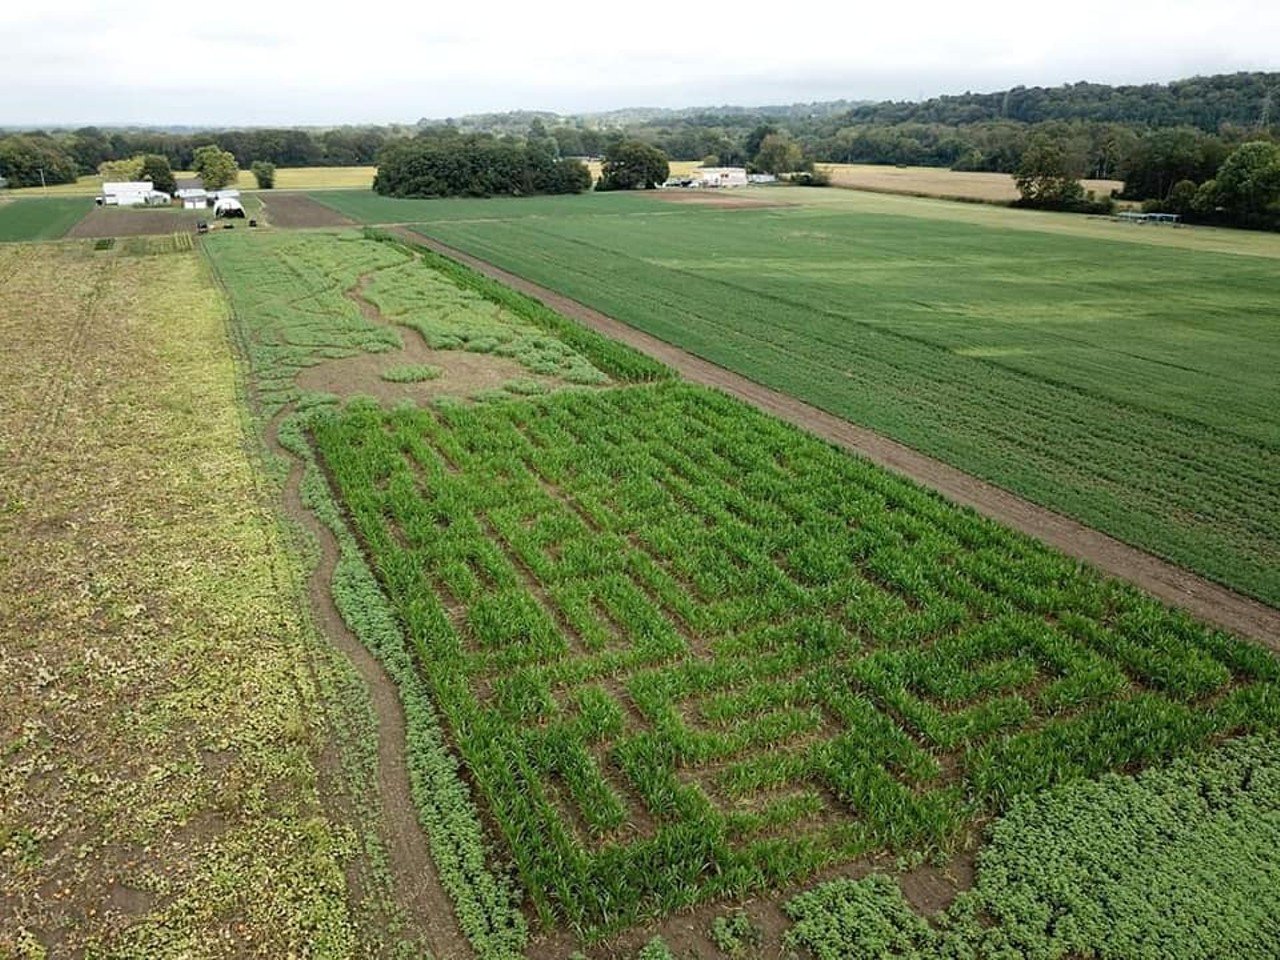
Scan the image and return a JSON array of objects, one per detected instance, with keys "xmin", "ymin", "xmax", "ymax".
[
  {"xmin": 175, "ymin": 177, "xmax": 208, "ymax": 209},
  {"xmin": 696, "ymin": 167, "xmax": 749, "ymax": 188},
  {"xmin": 665, "ymin": 167, "xmax": 776, "ymax": 189}
]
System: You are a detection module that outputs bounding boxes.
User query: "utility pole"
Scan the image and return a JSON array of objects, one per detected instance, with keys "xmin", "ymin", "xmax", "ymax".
[{"xmin": 39, "ymin": 167, "xmax": 48, "ymax": 195}]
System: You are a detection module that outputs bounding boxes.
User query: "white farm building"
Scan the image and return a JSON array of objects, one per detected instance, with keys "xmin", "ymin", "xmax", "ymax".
[
  {"xmin": 100, "ymin": 181, "xmax": 171, "ymax": 206},
  {"xmin": 695, "ymin": 167, "xmax": 748, "ymax": 188}
]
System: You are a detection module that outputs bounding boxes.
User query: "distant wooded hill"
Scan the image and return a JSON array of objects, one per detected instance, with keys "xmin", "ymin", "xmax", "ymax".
[{"xmin": 842, "ymin": 73, "xmax": 1279, "ymax": 131}]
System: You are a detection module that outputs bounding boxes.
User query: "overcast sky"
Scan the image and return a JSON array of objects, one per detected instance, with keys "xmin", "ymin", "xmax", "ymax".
[{"xmin": 4, "ymin": 0, "xmax": 1279, "ymax": 127}]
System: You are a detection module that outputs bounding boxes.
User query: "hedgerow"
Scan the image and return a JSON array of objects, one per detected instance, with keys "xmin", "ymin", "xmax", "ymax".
[{"xmin": 311, "ymin": 382, "xmax": 1280, "ymax": 936}]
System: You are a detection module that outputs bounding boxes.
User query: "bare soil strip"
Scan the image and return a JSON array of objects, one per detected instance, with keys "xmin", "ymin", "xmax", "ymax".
[
  {"xmin": 262, "ymin": 193, "xmax": 357, "ymax": 228},
  {"xmin": 67, "ymin": 207, "xmax": 201, "ymax": 238},
  {"xmin": 395, "ymin": 228, "xmax": 1280, "ymax": 649}
]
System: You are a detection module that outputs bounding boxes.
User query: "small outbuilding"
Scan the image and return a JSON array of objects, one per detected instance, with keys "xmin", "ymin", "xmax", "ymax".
[{"xmin": 175, "ymin": 177, "xmax": 208, "ymax": 209}]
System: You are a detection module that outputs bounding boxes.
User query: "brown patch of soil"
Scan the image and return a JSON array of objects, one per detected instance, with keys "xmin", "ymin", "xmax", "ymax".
[
  {"xmin": 651, "ymin": 191, "xmax": 793, "ymax": 209},
  {"xmin": 296, "ymin": 343, "xmax": 550, "ymax": 403},
  {"xmin": 67, "ymin": 206, "xmax": 201, "ymax": 238},
  {"xmin": 399, "ymin": 228, "xmax": 1280, "ymax": 650},
  {"xmin": 263, "ymin": 193, "xmax": 356, "ymax": 229}
]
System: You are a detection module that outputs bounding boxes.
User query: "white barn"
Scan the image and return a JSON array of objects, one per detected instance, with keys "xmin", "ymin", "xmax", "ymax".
[
  {"xmin": 101, "ymin": 181, "xmax": 154, "ymax": 206},
  {"xmin": 175, "ymin": 177, "xmax": 208, "ymax": 209},
  {"xmin": 695, "ymin": 167, "xmax": 748, "ymax": 188}
]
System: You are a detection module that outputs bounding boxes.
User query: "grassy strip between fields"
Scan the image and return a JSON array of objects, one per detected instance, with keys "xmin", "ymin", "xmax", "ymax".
[
  {"xmin": 784, "ymin": 734, "xmax": 1280, "ymax": 959},
  {"xmin": 0, "ymin": 197, "xmax": 93, "ymax": 240}
]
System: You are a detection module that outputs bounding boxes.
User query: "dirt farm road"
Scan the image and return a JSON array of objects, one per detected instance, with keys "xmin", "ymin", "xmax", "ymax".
[{"xmin": 395, "ymin": 227, "xmax": 1280, "ymax": 650}]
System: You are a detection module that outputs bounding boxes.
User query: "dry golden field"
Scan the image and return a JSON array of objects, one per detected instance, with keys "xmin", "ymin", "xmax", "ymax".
[{"xmin": 817, "ymin": 163, "xmax": 1123, "ymax": 203}]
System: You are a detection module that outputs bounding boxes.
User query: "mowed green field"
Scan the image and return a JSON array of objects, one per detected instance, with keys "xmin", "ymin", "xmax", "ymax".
[
  {"xmin": 0, "ymin": 197, "xmax": 93, "ymax": 240},
  {"xmin": 304, "ymin": 191, "xmax": 1280, "ymax": 608}
]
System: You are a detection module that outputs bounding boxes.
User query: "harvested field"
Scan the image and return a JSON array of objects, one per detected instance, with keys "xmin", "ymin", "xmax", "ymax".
[
  {"xmin": 262, "ymin": 191, "xmax": 357, "ymax": 228},
  {"xmin": 818, "ymin": 162, "xmax": 1123, "ymax": 203},
  {"xmin": 66, "ymin": 206, "xmax": 203, "ymax": 238},
  {"xmin": 0, "ymin": 237, "xmax": 403, "ymax": 956}
]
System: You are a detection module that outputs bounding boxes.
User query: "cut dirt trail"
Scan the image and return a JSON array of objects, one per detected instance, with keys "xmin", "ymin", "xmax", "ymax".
[{"xmin": 394, "ymin": 227, "xmax": 1280, "ymax": 650}]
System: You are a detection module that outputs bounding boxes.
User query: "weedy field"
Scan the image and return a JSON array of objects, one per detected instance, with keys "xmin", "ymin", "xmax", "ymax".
[
  {"xmin": 0, "ymin": 196, "xmax": 93, "ymax": 240},
  {"xmin": 0, "ymin": 238, "xmax": 404, "ymax": 956},
  {"xmin": 343, "ymin": 192, "xmax": 1280, "ymax": 608}
]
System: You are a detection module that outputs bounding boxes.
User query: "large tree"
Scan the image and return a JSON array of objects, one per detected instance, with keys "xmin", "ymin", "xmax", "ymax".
[
  {"xmin": 597, "ymin": 140, "xmax": 669, "ymax": 191},
  {"xmin": 251, "ymin": 161, "xmax": 276, "ymax": 189},
  {"xmin": 754, "ymin": 132, "xmax": 804, "ymax": 174},
  {"xmin": 139, "ymin": 154, "xmax": 176, "ymax": 194},
  {"xmin": 1214, "ymin": 141, "xmax": 1280, "ymax": 217},
  {"xmin": 0, "ymin": 135, "xmax": 80, "ymax": 187},
  {"xmin": 192, "ymin": 144, "xmax": 239, "ymax": 189},
  {"xmin": 1014, "ymin": 135, "xmax": 1085, "ymax": 208}
]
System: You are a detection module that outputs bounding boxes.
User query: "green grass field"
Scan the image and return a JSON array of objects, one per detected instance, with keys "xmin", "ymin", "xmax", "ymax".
[
  {"xmin": 0, "ymin": 197, "xmax": 93, "ymax": 240},
  {"xmin": 312, "ymin": 189, "xmax": 667, "ymax": 224},
  {"xmin": 320, "ymin": 192, "xmax": 1280, "ymax": 608}
]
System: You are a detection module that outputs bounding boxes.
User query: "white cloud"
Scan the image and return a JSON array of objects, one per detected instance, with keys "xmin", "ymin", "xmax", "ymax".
[{"xmin": 2, "ymin": 0, "xmax": 1278, "ymax": 125}]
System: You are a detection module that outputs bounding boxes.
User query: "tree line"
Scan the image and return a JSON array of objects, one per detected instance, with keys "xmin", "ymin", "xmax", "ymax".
[
  {"xmin": 2, "ymin": 73, "xmax": 1276, "ymax": 227},
  {"xmin": 0, "ymin": 125, "xmax": 394, "ymax": 187}
]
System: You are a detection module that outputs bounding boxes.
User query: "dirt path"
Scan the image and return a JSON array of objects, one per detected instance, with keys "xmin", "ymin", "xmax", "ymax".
[
  {"xmin": 216, "ymin": 250, "xmax": 475, "ymax": 958},
  {"xmin": 396, "ymin": 228, "xmax": 1280, "ymax": 650},
  {"xmin": 263, "ymin": 407, "xmax": 472, "ymax": 959}
]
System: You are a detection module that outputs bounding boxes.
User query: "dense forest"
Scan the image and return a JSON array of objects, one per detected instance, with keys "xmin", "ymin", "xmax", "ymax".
[{"xmin": 373, "ymin": 134, "xmax": 591, "ymax": 198}]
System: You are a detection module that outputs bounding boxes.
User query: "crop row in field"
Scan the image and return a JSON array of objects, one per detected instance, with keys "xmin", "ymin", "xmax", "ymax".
[
  {"xmin": 0, "ymin": 196, "xmax": 93, "ymax": 241},
  {"xmin": 391, "ymin": 199, "xmax": 1280, "ymax": 607},
  {"xmin": 313, "ymin": 381, "xmax": 1279, "ymax": 935}
]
